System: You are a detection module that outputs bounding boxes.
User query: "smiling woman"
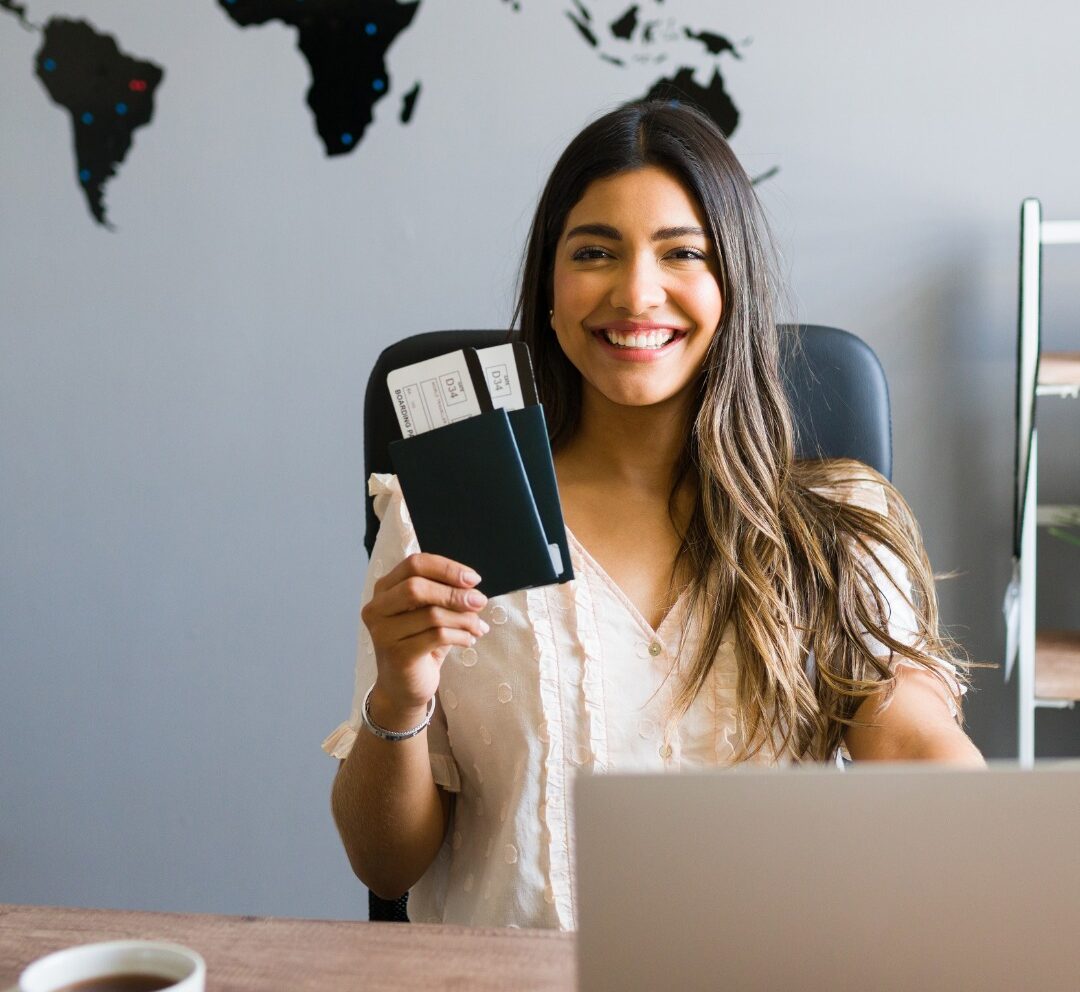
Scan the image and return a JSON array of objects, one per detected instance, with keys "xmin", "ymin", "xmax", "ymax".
[
  {"xmin": 552, "ymin": 167, "xmax": 724, "ymax": 410},
  {"xmin": 324, "ymin": 100, "xmax": 983, "ymax": 932}
]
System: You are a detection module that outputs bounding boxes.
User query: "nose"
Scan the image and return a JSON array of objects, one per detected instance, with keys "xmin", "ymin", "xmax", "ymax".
[{"xmin": 609, "ymin": 254, "xmax": 665, "ymax": 315}]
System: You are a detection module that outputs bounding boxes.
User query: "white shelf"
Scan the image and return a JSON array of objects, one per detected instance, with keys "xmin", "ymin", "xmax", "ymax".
[
  {"xmin": 1014, "ymin": 200, "xmax": 1080, "ymax": 764},
  {"xmin": 1036, "ymin": 504, "xmax": 1080, "ymax": 527},
  {"xmin": 1041, "ymin": 221, "xmax": 1080, "ymax": 245},
  {"xmin": 1034, "ymin": 631, "xmax": 1080, "ymax": 702},
  {"xmin": 1037, "ymin": 352, "xmax": 1080, "ymax": 397}
]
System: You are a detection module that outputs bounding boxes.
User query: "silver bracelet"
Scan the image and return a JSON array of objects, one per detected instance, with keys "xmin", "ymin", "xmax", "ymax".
[{"xmin": 361, "ymin": 683, "xmax": 435, "ymax": 742}]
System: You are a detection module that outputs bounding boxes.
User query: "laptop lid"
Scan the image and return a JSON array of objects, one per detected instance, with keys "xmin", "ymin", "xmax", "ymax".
[{"xmin": 574, "ymin": 765, "xmax": 1080, "ymax": 992}]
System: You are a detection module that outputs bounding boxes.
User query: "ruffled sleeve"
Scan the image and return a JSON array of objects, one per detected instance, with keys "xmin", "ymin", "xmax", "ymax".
[
  {"xmin": 812, "ymin": 477, "xmax": 965, "ymax": 713},
  {"xmin": 857, "ymin": 532, "xmax": 966, "ymax": 715},
  {"xmin": 321, "ymin": 473, "xmax": 462, "ymax": 791}
]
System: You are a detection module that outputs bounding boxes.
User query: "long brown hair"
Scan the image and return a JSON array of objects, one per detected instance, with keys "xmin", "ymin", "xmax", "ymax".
[{"xmin": 514, "ymin": 101, "xmax": 966, "ymax": 761}]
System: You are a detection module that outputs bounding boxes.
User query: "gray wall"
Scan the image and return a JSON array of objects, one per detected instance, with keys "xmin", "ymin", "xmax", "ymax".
[{"xmin": 3, "ymin": 1, "xmax": 1079, "ymax": 919}]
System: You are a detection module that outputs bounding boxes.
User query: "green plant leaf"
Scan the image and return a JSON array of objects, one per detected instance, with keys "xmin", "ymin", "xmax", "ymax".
[{"xmin": 1048, "ymin": 526, "xmax": 1080, "ymax": 549}]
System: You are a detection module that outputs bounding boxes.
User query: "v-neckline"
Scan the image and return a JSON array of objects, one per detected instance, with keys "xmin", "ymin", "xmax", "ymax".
[{"xmin": 564, "ymin": 527, "xmax": 690, "ymax": 641}]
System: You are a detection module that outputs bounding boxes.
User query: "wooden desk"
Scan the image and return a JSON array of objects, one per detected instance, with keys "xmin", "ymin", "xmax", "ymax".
[{"xmin": 0, "ymin": 905, "xmax": 576, "ymax": 992}]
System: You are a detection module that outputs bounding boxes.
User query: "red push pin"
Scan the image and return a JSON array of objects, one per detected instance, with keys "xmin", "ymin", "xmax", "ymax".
[{"xmin": 129, "ymin": 79, "xmax": 147, "ymax": 92}]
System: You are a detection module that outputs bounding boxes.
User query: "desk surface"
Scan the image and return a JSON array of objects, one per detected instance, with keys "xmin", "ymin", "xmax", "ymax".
[{"xmin": 0, "ymin": 904, "xmax": 576, "ymax": 991}]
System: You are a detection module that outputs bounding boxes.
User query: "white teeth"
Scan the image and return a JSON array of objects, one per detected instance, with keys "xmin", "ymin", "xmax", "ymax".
[{"xmin": 603, "ymin": 330, "xmax": 676, "ymax": 349}]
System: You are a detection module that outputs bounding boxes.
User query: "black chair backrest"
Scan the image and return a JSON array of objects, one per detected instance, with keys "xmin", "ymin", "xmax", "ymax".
[
  {"xmin": 361, "ymin": 323, "xmax": 890, "ymax": 923},
  {"xmin": 363, "ymin": 324, "xmax": 891, "ymax": 556}
]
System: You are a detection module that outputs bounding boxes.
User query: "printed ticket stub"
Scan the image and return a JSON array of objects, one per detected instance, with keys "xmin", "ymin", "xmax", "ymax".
[
  {"xmin": 387, "ymin": 342, "xmax": 539, "ymax": 437},
  {"xmin": 475, "ymin": 342, "xmax": 539, "ymax": 411},
  {"xmin": 386, "ymin": 349, "xmax": 492, "ymax": 438}
]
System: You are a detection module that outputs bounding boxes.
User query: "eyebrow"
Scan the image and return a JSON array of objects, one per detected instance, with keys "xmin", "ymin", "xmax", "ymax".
[{"xmin": 563, "ymin": 223, "xmax": 708, "ymax": 242}]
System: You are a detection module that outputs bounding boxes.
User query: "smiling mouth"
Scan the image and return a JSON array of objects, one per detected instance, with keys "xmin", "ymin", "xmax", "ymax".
[{"xmin": 597, "ymin": 329, "xmax": 684, "ymax": 350}]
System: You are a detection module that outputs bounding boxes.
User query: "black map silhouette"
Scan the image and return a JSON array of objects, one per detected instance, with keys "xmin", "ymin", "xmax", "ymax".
[
  {"xmin": 2, "ymin": 0, "xmax": 758, "ymax": 227},
  {"xmin": 219, "ymin": 0, "xmax": 420, "ymax": 156},
  {"xmin": 33, "ymin": 18, "xmax": 163, "ymax": 227},
  {"xmin": 566, "ymin": 1, "xmax": 740, "ymax": 137},
  {"xmin": 646, "ymin": 67, "xmax": 737, "ymax": 137},
  {"xmin": 0, "ymin": 0, "xmax": 30, "ymax": 29}
]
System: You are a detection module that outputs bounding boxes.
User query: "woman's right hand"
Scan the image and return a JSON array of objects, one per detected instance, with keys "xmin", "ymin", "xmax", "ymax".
[{"xmin": 361, "ymin": 553, "xmax": 489, "ymax": 727}]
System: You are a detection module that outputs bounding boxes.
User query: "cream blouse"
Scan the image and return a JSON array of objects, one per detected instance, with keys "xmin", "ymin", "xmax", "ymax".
[{"xmin": 323, "ymin": 473, "xmax": 958, "ymax": 930}]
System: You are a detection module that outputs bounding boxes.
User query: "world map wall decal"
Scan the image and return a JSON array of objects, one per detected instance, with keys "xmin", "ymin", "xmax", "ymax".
[{"xmin": 1, "ymin": 0, "xmax": 755, "ymax": 229}]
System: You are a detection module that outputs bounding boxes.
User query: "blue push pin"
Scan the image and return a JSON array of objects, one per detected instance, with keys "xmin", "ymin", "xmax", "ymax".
[
  {"xmin": 43, "ymin": 57, "xmax": 57, "ymax": 72},
  {"xmin": 372, "ymin": 78, "xmax": 385, "ymax": 92},
  {"xmin": 79, "ymin": 168, "xmax": 91, "ymax": 182},
  {"xmin": 115, "ymin": 102, "xmax": 128, "ymax": 115},
  {"xmin": 341, "ymin": 132, "xmax": 354, "ymax": 146},
  {"xmin": 365, "ymin": 22, "xmax": 377, "ymax": 35},
  {"xmin": 81, "ymin": 112, "xmax": 94, "ymax": 125}
]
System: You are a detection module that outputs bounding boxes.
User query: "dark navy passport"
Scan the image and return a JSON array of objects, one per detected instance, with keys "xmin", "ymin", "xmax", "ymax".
[{"xmin": 389, "ymin": 406, "xmax": 573, "ymax": 599}]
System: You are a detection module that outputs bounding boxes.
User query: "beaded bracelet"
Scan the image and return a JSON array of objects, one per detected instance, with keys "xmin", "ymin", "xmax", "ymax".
[{"xmin": 361, "ymin": 683, "xmax": 436, "ymax": 742}]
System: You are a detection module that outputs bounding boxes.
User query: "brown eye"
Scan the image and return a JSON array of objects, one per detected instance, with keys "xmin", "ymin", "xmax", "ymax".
[
  {"xmin": 572, "ymin": 246, "xmax": 611, "ymax": 261},
  {"xmin": 668, "ymin": 247, "xmax": 708, "ymax": 261}
]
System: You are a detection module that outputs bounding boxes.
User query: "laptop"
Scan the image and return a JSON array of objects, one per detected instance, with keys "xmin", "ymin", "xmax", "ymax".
[{"xmin": 574, "ymin": 764, "xmax": 1080, "ymax": 991}]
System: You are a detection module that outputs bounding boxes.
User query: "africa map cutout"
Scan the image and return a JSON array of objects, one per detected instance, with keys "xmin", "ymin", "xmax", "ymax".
[
  {"xmin": 1, "ymin": 0, "xmax": 751, "ymax": 229},
  {"xmin": 217, "ymin": 0, "xmax": 422, "ymax": 156}
]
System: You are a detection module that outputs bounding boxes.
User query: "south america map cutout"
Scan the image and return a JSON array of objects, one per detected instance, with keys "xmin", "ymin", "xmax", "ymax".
[
  {"xmin": 218, "ymin": 0, "xmax": 420, "ymax": 156},
  {"xmin": 33, "ymin": 18, "xmax": 163, "ymax": 228}
]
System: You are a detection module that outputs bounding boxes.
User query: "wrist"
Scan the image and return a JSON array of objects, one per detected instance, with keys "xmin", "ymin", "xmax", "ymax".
[{"xmin": 367, "ymin": 683, "xmax": 433, "ymax": 735}]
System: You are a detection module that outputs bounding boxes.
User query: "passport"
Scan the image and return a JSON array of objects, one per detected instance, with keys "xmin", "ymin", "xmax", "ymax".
[{"xmin": 388, "ymin": 345, "xmax": 573, "ymax": 599}]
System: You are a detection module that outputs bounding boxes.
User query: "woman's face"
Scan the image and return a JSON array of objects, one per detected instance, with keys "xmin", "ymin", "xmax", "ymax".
[{"xmin": 550, "ymin": 165, "xmax": 723, "ymax": 413}]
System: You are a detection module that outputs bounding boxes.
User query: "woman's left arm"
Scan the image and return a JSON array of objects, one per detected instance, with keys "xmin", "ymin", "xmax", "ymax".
[{"xmin": 844, "ymin": 666, "xmax": 985, "ymax": 766}]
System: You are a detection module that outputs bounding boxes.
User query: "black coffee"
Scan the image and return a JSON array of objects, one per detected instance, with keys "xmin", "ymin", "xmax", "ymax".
[{"xmin": 52, "ymin": 974, "xmax": 176, "ymax": 992}]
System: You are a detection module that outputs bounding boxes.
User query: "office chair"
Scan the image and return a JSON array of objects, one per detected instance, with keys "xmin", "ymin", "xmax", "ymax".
[{"xmin": 361, "ymin": 324, "xmax": 891, "ymax": 922}]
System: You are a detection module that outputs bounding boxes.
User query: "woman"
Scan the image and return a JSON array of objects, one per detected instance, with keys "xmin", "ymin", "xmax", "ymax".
[{"xmin": 324, "ymin": 101, "xmax": 983, "ymax": 929}]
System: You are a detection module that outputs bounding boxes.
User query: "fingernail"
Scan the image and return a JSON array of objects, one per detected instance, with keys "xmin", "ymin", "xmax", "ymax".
[
  {"xmin": 468, "ymin": 635, "xmax": 477, "ymax": 646},
  {"xmin": 478, "ymin": 620, "xmax": 491, "ymax": 634},
  {"xmin": 466, "ymin": 590, "xmax": 487, "ymax": 609},
  {"xmin": 462, "ymin": 569, "xmax": 481, "ymax": 586}
]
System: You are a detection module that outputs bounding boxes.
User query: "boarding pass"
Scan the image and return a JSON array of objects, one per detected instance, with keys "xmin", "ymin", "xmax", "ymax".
[{"xmin": 386, "ymin": 342, "xmax": 538, "ymax": 438}]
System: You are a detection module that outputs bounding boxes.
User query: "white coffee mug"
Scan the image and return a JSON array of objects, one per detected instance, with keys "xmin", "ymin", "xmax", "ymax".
[{"xmin": 12, "ymin": 940, "xmax": 205, "ymax": 992}]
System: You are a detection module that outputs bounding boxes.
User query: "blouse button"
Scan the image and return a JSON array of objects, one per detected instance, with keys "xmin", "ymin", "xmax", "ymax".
[
  {"xmin": 659, "ymin": 743, "xmax": 673, "ymax": 760},
  {"xmin": 461, "ymin": 647, "xmax": 478, "ymax": 667},
  {"xmin": 489, "ymin": 605, "xmax": 509, "ymax": 625},
  {"xmin": 648, "ymin": 641, "xmax": 663, "ymax": 657}
]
